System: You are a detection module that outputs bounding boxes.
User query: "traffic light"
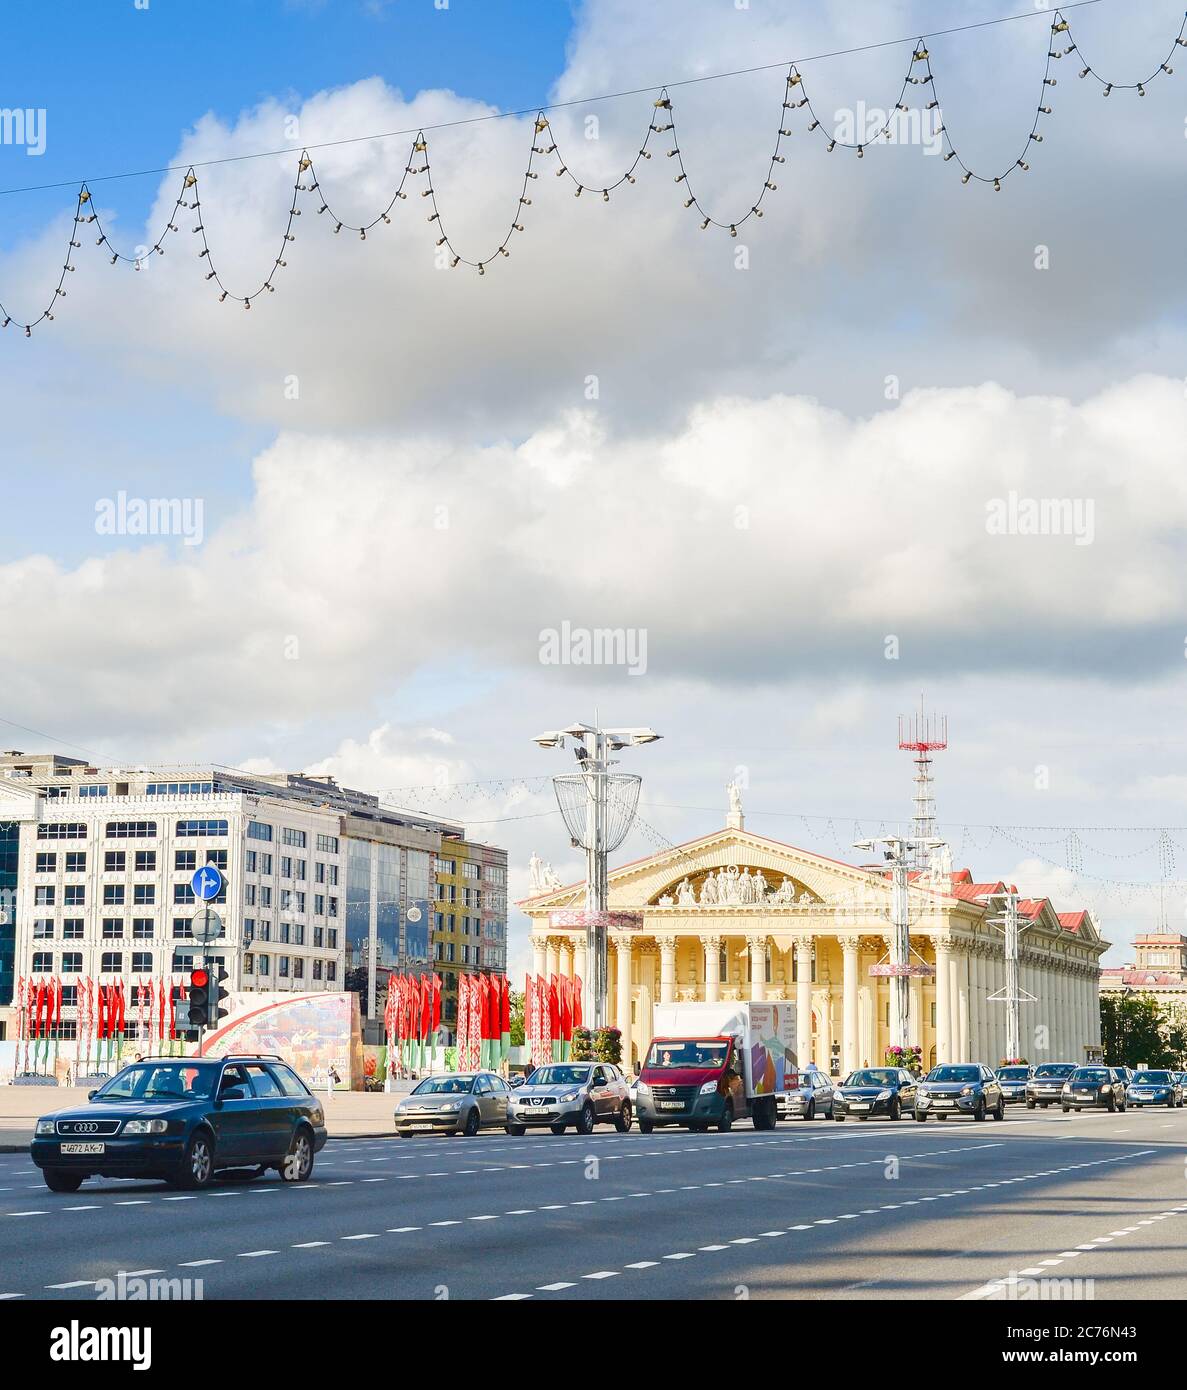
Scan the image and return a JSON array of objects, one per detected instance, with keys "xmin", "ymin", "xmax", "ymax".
[
  {"xmin": 211, "ymin": 966, "xmax": 231, "ymax": 1025},
  {"xmin": 188, "ymin": 967, "xmax": 210, "ymax": 1028}
]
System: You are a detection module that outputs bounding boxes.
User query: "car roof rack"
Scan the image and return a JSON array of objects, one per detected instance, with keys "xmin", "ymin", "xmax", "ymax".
[{"xmin": 120, "ymin": 1053, "xmax": 285, "ymax": 1063}]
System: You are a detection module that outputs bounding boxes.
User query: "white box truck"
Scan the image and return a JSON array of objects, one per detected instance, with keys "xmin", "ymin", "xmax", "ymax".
[{"xmin": 636, "ymin": 1001, "xmax": 798, "ymax": 1132}]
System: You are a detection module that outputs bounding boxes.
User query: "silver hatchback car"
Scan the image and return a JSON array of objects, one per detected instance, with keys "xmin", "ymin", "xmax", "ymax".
[
  {"xmin": 394, "ymin": 1071, "xmax": 513, "ymax": 1137},
  {"xmin": 778, "ymin": 1067, "xmax": 835, "ymax": 1120},
  {"xmin": 508, "ymin": 1062, "xmax": 632, "ymax": 1135}
]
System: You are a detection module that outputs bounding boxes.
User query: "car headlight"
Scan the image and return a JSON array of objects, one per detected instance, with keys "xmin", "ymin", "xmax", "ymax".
[
  {"xmin": 699, "ymin": 1080, "xmax": 718, "ymax": 1095},
  {"xmin": 636, "ymin": 1081, "xmax": 650, "ymax": 1096},
  {"xmin": 123, "ymin": 1119, "xmax": 169, "ymax": 1135},
  {"xmin": 877, "ymin": 1090, "xmax": 893, "ymax": 1100},
  {"xmin": 1100, "ymin": 1084, "xmax": 1112, "ymax": 1093},
  {"xmin": 960, "ymin": 1086, "xmax": 974, "ymax": 1096},
  {"xmin": 442, "ymin": 1101, "xmax": 460, "ymax": 1112},
  {"xmin": 560, "ymin": 1092, "xmax": 579, "ymax": 1104},
  {"xmin": 35, "ymin": 1119, "xmax": 56, "ymax": 1136}
]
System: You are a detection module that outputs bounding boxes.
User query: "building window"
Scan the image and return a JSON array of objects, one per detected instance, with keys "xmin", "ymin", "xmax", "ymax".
[
  {"xmin": 172, "ymin": 918, "xmax": 192, "ymax": 940},
  {"xmin": 35, "ymin": 885, "xmax": 55, "ymax": 906},
  {"xmin": 78, "ymin": 785, "xmax": 108, "ymax": 797},
  {"xmin": 102, "ymin": 918, "xmax": 124, "ymax": 939},
  {"xmin": 135, "ymin": 850, "xmax": 157, "ymax": 873},
  {"xmin": 38, "ymin": 823, "xmax": 86, "ymax": 840},
  {"xmin": 134, "ymin": 884, "xmax": 155, "ymax": 906},
  {"xmin": 326, "ymin": 929, "xmax": 336, "ymax": 949},
  {"xmin": 313, "ymin": 960, "xmax": 323, "ymax": 980},
  {"xmin": 244, "ymin": 918, "xmax": 255, "ymax": 944},
  {"xmin": 316, "ymin": 834, "xmax": 338, "ymax": 854},
  {"xmin": 248, "ymin": 821, "xmax": 274, "ymax": 842},
  {"xmin": 35, "ymin": 852, "xmax": 56, "ymax": 873},
  {"xmin": 244, "ymin": 954, "xmax": 254, "ymax": 975},
  {"xmin": 282, "ymin": 828, "xmax": 306, "ymax": 848},
  {"xmin": 103, "ymin": 885, "xmax": 125, "ymax": 906},
  {"xmin": 132, "ymin": 952, "xmax": 152, "ymax": 974},
  {"xmin": 146, "ymin": 781, "xmax": 212, "ymax": 796},
  {"xmin": 257, "ymin": 954, "xmax": 271, "ymax": 976},
  {"xmin": 33, "ymin": 919, "xmax": 54, "ymax": 939},
  {"xmin": 176, "ymin": 850, "xmax": 197, "ymax": 872},
  {"xmin": 326, "ymin": 962, "xmax": 336, "ymax": 982},
  {"xmin": 174, "ymin": 883, "xmax": 196, "ymax": 905},
  {"xmin": 101, "ymin": 952, "xmax": 123, "ymax": 974},
  {"xmin": 62, "ymin": 952, "xmax": 82, "ymax": 974},
  {"xmin": 32, "ymin": 951, "xmax": 53, "ymax": 972},
  {"xmin": 104, "ymin": 852, "xmax": 126, "ymax": 873},
  {"xmin": 175, "ymin": 819, "xmax": 228, "ymax": 838},
  {"xmin": 133, "ymin": 918, "xmax": 153, "ymax": 939},
  {"xmin": 106, "ymin": 821, "xmax": 157, "ymax": 839},
  {"xmin": 62, "ymin": 918, "xmax": 83, "ymax": 940},
  {"xmin": 65, "ymin": 851, "xmax": 86, "ymax": 873},
  {"xmin": 293, "ymin": 958, "xmax": 304, "ymax": 980}
]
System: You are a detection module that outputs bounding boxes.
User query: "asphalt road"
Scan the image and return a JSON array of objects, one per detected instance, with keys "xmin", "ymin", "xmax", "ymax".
[{"xmin": 1, "ymin": 1104, "xmax": 1185, "ymax": 1301}]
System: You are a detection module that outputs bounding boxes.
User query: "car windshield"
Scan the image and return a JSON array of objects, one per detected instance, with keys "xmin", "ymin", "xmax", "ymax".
[
  {"xmin": 413, "ymin": 1075, "xmax": 476, "ymax": 1095},
  {"xmin": 997, "ymin": 1067, "xmax": 1030, "ymax": 1080},
  {"xmin": 1072, "ymin": 1069, "xmax": 1110, "ymax": 1083},
  {"xmin": 1033, "ymin": 1065, "xmax": 1075, "ymax": 1078},
  {"xmin": 1137, "ymin": 1071, "xmax": 1173, "ymax": 1084},
  {"xmin": 526, "ymin": 1066, "xmax": 592, "ymax": 1087},
  {"xmin": 645, "ymin": 1041, "xmax": 729, "ymax": 1070},
  {"xmin": 845, "ymin": 1070, "xmax": 898, "ymax": 1087},
  {"xmin": 95, "ymin": 1063, "xmax": 216, "ymax": 1101},
  {"xmin": 926, "ymin": 1066, "xmax": 980, "ymax": 1084}
]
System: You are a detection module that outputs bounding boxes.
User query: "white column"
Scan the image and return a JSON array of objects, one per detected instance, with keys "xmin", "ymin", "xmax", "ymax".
[
  {"xmin": 546, "ymin": 937, "xmax": 560, "ymax": 981},
  {"xmin": 561, "ymin": 939, "xmax": 574, "ymax": 979},
  {"xmin": 796, "ymin": 937, "xmax": 814, "ymax": 1066},
  {"xmin": 935, "ymin": 936, "xmax": 953, "ymax": 1065},
  {"xmin": 703, "ymin": 934, "xmax": 721, "ymax": 1004},
  {"xmin": 573, "ymin": 937, "xmax": 587, "ymax": 992},
  {"xmin": 657, "ymin": 935, "xmax": 677, "ymax": 1005},
  {"xmin": 841, "ymin": 935, "xmax": 860, "ymax": 1074},
  {"xmin": 614, "ymin": 936, "xmax": 633, "ymax": 1067},
  {"xmin": 748, "ymin": 935, "xmax": 767, "ymax": 1002},
  {"xmin": 956, "ymin": 947, "xmax": 970, "ymax": 1060},
  {"xmin": 532, "ymin": 935, "xmax": 547, "ymax": 979}
]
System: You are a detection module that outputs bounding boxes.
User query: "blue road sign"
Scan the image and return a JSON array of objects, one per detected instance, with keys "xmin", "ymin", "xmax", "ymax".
[{"xmin": 192, "ymin": 863, "xmax": 225, "ymax": 902}]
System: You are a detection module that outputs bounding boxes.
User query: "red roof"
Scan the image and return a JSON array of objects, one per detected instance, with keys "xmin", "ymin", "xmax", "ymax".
[
  {"xmin": 1102, "ymin": 969, "xmax": 1186, "ymax": 987},
  {"xmin": 1057, "ymin": 911, "xmax": 1088, "ymax": 932}
]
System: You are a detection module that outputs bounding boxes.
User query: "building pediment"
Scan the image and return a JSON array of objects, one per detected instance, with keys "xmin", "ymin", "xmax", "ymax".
[
  {"xmin": 0, "ymin": 780, "xmax": 39, "ymax": 821},
  {"xmin": 521, "ymin": 827, "xmax": 897, "ymax": 915}
]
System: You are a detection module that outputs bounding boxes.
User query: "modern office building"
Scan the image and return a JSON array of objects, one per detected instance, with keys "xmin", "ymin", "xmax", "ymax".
[{"xmin": 0, "ymin": 752, "xmax": 507, "ymax": 1045}]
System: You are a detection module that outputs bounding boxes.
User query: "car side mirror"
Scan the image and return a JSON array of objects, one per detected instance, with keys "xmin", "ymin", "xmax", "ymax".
[
  {"xmin": 591, "ymin": 1077, "xmax": 605, "ymax": 1088},
  {"xmin": 87, "ymin": 1090, "xmax": 97, "ymax": 1100},
  {"xmin": 219, "ymin": 1086, "xmax": 248, "ymax": 1102}
]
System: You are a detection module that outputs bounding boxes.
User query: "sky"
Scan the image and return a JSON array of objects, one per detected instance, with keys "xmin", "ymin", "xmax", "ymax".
[{"xmin": 3, "ymin": 0, "xmax": 1187, "ymax": 978}]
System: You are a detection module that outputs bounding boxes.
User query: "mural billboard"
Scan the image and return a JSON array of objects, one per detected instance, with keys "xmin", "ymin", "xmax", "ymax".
[{"xmin": 196, "ymin": 990, "xmax": 364, "ymax": 1090}]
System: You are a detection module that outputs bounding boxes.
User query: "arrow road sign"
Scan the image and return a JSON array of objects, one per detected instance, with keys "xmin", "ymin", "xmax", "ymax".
[{"xmin": 192, "ymin": 863, "xmax": 225, "ymax": 902}]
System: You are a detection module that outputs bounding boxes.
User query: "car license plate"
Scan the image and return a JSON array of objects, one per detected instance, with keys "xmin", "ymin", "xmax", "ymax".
[
  {"xmin": 60, "ymin": 1142, "xmax": 105, "ymax": 1154},
  {"xmin": 933, "ymin": 1099, "xmax": 953, "ymax": 1107},
  {"xmin": 850, "ymin": 1102, "xmax": 869, "ymax": 1110},
  {"xmin": 658, "ymin": 1101, "xmax": 684, "ymax": 1110},
  {"xmin": 409, "ymin": 1123, "xmax": 435, "ymax": 1131}
]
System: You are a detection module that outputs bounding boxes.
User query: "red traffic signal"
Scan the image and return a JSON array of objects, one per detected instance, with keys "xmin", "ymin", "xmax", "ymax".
[{"xmin": 188, "ymin": 968, "xmax": 211, "ymax": 1026}]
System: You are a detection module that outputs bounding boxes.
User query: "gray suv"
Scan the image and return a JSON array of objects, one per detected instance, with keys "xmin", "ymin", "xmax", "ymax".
[
  {"xmin": 778, "ymin": 1067, "xmax": 835, "ymax": 1120},
  {"xmin": 508, "ymin": 1062, "xmax": 632, "ymax": 1135}
]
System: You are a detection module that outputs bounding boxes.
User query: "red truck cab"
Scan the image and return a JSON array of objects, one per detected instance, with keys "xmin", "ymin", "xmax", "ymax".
[{"xmin": 636, "ymin": 1034, "xmax": 750, "ymax": 1132}]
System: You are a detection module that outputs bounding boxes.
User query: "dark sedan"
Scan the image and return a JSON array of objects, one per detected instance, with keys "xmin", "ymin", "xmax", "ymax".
[
  {"xmin": 31, "ymin": 1055, "xmax": 327, "ymax": 1192},
  {"xmin": 1061, "ymin": 1065, "xmax": 1125, "ymax": 1112},
  {"xmin": 1124, "ymin": 1070, "xmax": 1183, "ymax": 1108},
  {"xmin": 1025, "ymin": 1063, "xmax": 1076, "ymax": 1108},
  {"xmin": 914, "ymin": 1063, "xmax": 1005, "ymax": 1121},
  {"xmin": 995, "ymin": 1064, "xmax": 1033, "ymax": 1103},
  {"xmin": 833, "ymin": 1067, "xmax": 918, "ymax": 1121}
]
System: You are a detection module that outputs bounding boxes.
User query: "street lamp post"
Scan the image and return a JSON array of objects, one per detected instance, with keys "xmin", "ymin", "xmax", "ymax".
[
  {"xmin": 855, "ymin": 833, "xmax": 945, "ymax": 1052},
  {"xmin": 534, "ymin": 720, "xmax": 660, "ymax": 1028},
  {"xmin": 978, "ymin": 889, "xmax": 1035, "ymax": 1063}
]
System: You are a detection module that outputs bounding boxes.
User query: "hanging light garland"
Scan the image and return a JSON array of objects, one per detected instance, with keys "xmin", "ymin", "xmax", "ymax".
[{"xmin": 1, "ymin": 6, "xmax": 1184, "ymax": 335}]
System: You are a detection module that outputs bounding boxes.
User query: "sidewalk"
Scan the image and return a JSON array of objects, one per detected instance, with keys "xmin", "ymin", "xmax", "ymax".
[{"xmin": 0, "ymin": 1085, "xmax": 410, "ymax": 1151}]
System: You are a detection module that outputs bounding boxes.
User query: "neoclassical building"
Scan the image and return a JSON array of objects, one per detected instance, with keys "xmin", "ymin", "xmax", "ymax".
[{"xmin": 522, "ymin": 810, "xmax": 1106, "ymax": 1073}]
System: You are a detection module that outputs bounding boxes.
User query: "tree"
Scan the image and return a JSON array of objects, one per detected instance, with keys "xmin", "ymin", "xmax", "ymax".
[
  {"xmin": 1100, "ymin": 992, "xmax": 1181, "ymax": 1068},
  {"xmin": 509, "ymin": 989, "xmax": 525, "ymax": 1047}
]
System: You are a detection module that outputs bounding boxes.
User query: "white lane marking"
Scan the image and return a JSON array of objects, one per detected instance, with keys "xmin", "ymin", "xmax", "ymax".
[
  {"xmin": 46, "ymin": 1280, "xmax": 97, "ymax": 1290},
  {"xmin": 341, "ymin": 1234, "xmax": 378, "ymax": 1241},
  {"xmin": 493, "ymin": 1293, "xmax": 532, "ymax": 1301},
  {"xmin": 237, "ymin": 1250, "xmax": 277, "ymax": 1258},
  {"xmin": 386, "ymin": 1227, "xmax": 422, "ymax": 1233},
  {"xmin": 582, "ymin": 1271, "xmax": 619, "ymax": 1280},
  {"xmin": 293, "ymin": 1242, "xmax": 330, "ymax": 1248},
  {"xmin": 7, "ymin": 1211, "xmax": 47, "ymax": 1217},
  {"xmin": 537, "ymin": 1281, "xmax": 575, "ymax": 1291},
  {"xmin": 663, "ymin": 1252, "xmax": 695, "ymax": 1260},
  {"xmin": 62, "ymin": 1205, "xmax": 101, "ymax": 1211},
  {"xmin": 627, "ymin": 1260, "xmax": 661, "ymax": 1267},
  {"xmin": 179, "ymin": 1259, "xmax": 222, "ymax": 1267}
]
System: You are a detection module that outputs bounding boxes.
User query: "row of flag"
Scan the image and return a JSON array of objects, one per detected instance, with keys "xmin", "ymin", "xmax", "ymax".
[
  {"xmin": 456, "ymin": 971, "xmax": 511, "ymax": 1071},
  {"xmin": 13, "ymin": 975, "xmax": 183, "ymax": 1075},
  {"xmin": 525, "ymin": 973, "xmax": 583, "ymax": 1065},
  {"xmin": 383, "ymin": 970, "xmax": 442, "ymax": 1072}
]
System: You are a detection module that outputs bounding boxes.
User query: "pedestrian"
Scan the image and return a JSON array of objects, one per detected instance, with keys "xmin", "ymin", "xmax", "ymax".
[{"xmin": 325, "ymin": 1063, "xmax": 341, "ymax": 1101}]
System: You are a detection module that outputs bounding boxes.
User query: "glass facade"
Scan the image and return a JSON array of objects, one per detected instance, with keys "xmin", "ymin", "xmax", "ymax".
[{"xmin": 0, "ymin": 822, "xmax": 17, "ymax": 1006}]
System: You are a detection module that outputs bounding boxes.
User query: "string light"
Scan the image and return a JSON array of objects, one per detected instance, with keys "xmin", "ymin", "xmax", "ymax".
[{"xmin": 0, "ymin": 5, "xmax": 1183, "ymax": 331}]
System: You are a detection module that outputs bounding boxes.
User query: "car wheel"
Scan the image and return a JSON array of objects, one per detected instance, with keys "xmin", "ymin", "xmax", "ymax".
[
  {"xmin": 805, "ymin": 1099, "xmax": 815, "ymax": 1122},
  {"xmin": 549, "ymin": 1123, "xmax": 567, "ymax": 1136},
  {"xmin": 638, "ymin": 1119, "xmax": 654, "ymax": 1134},
  {"xmin": 834, "ymin": 1110, "xmax": 845, "ymax": 1121},
  {"xmin": 1062, "ymin": 1103, "xmax": 1071, "ymax": 1113},
  {"xmin": 889, "ymin": 1098, "xmax": 901, "ymax": 1122},
  {"xmin": 462, "ymin": 1107, "xmax": 481, "ymax": 1137},
  {"xmin": 43, "ymin": 1168, "xmax": 84, "ymax": 1193},
  {"xmin": 992, "ymin": 1098, "xmax": 1005, "ymax": 1121},
  {"xmin": 973, "ymin": 1098, "xmax": 986, "ymax": 1121},
  {"xmin": 614, "ymin": 1103, "xmax": 632, "ymax": 1133},
  {"xmin": 1026, "ymin": 1099, "xmax": 1036, "ymax": 1109},
  {"xmin": 1040, "ymin": 1101, "xmax": 1050, "ymax": 1109},
  {"xmin": 689, "ymin": 1120, "xmax": 708, "ymax": 1133},
  {"xmin": 280, "ymin": 1127, "xmax": 314, "ymax": 1183},
  {"xmin": 575, "ymin": 1103, "xmax": 596, "ymax": 1136},
  {"xmin": 1106, "ymin": 1096, "xmax": 1116, "ymax": 1112},
  {"xmin": 508, "ymin": 1124, "xmax": 526, "ymax": 1136},
  {"xmin": 717, "ymin": 1102, "xmax": 734, "ymax": 1133},
  {"xmin": 175, "ymin": 1130, "xmax": 215, "ymax": 1190},
  {"xmin": 937, "ymin": 1113, "xmax": 947, "ymax": 1120},
  {"xmin": 914, "ymin": 1111, "xmax": 926, "ymax": 1122}
]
